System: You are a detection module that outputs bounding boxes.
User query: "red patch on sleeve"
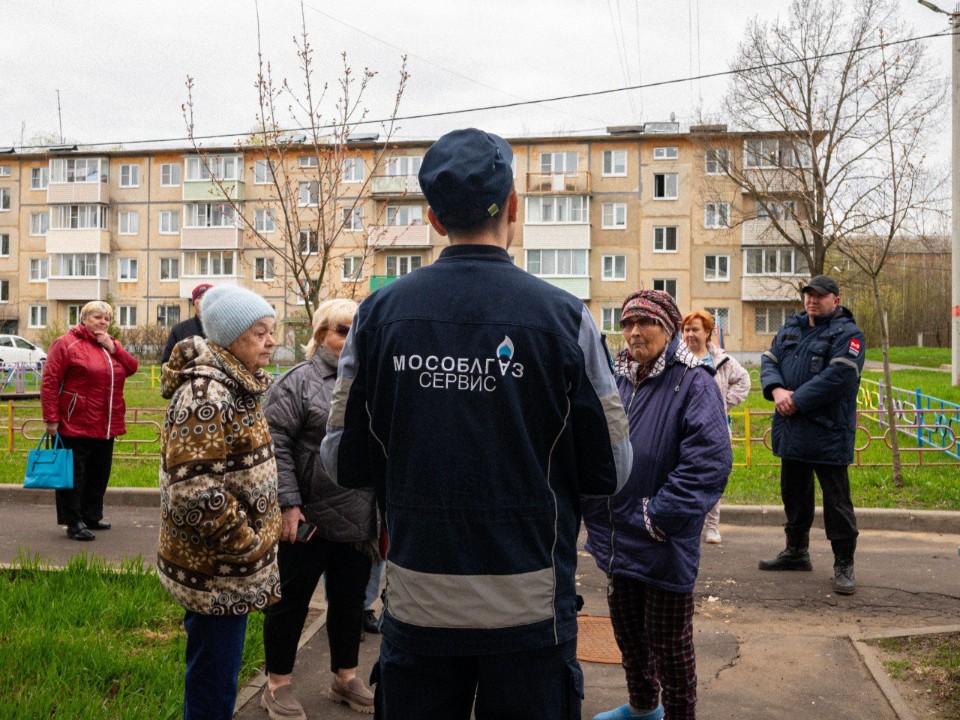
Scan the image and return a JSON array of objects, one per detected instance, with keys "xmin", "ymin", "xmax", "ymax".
[{"xmin": 848, "ymin": 339, "xmax": 861, "ymax": 357}]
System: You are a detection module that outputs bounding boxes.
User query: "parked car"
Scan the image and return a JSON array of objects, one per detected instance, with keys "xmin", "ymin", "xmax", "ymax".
[{"xmin": 0, "ymin": 335, "xmax": 47, "ymax": 368}]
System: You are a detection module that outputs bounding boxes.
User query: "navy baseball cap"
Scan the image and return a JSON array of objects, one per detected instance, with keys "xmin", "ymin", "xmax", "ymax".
[{"xmin": 418, "ymin": 128, "xmax": 514, "ymax": 229}]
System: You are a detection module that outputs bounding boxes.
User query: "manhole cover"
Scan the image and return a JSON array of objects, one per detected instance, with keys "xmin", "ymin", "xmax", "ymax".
[{"xmin": 577, "ymin": 614, "xmax": 622, "ymax": 665}]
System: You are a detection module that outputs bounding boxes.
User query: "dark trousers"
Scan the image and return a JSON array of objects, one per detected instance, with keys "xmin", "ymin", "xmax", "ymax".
[
  {"xmin": 374, "ymin": 636, "xmax": 582, "ymax": 720},
  {"xmin": 55, "ymin": 436, "xmax": 114, "ymax": 526},
  {"xmin": 183, "ymin": 611, "xmax": 248, "ymax": 720},
  {"xmin": 607, "ymin": 576, "xmax": 696, "ymax": 720},
  {"xmin": 780, "ymin": 459, "xmax": 858, "ymax": 549},
  {"xmin": 263, "ymin": 535, "xmax": 371, "ymax": 675}
]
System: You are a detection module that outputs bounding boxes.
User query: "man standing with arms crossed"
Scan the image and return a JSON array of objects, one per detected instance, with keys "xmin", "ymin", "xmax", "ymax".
[
  {"xmin": 321, "ymin": 128, "xmax": 631, "ymax": 719},
  {"xmin": 759, "ymin": 275, "xmax": 865, "ymax": 595}
]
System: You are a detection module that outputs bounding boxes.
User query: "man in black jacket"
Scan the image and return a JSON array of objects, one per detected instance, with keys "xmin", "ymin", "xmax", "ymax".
[{"xmin": 160, "ymin": 283, "xmax": 211, "ymax": 364}]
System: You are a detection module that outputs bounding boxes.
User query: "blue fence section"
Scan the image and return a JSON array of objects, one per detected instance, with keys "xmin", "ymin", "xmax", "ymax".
[{"xmin": 859, "ymin": 378, "xmax": 960, "ymax": 461}]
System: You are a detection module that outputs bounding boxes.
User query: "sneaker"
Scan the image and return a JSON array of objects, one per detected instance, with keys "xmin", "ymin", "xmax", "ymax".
[
  {"xmin": 260, "ymin": 684, "xmax": 307, "ymax": 720},
  {"xmin": 704, "ymin": 527, "xmax": 722, "ymax": 544},
  {"xmin": 328, "ymin": 676, "xmax": 374, "ymax": 714},
  {"xmin": 593, "ymin": 703, "xmax": 664, "ymax": 720}
]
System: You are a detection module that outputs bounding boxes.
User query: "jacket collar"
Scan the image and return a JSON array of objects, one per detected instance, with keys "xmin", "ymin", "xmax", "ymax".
[
  {"xmin": 437, "ymin": 244, "xmax": 512, "ymax": 264},
  {"xmin": 312, "ymin": 346, "xmax": 340, "ymax": 378},
  {"xmin": 160, "ymin": 336, "xmax": 272, "ymax": 399}
]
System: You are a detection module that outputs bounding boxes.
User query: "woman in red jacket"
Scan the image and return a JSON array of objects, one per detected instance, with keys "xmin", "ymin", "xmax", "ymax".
[{"xmin": 40, "ymin": 300, "xmax": 138, "ymax": 540}]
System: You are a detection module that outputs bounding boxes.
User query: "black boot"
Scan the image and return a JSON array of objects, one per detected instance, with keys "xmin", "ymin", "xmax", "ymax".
[
  {"xmin": 831, "ymin": 538, "xmax": 857, "ymax": 595},
  {"xmin": 758, "ymin": 530, "xmax": 812, "ymax": 571}
]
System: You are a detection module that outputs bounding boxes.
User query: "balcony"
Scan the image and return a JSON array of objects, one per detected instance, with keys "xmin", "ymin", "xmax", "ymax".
[
  {"xmin": 741, "ymin": 219, "xmax": 803, "ymax": 246},
  {"xmin": 370, "ymin": 275, "xmax": 398, "ymax": 291},
  {"xmin": 370, "ymin": 175, "xmax": 422, "ymax": 198},
  {"xmin": 46, "ymin": 278, "xmax": 108, "ymax": 301},
  {"xmin": 525, "ymin": 172, "xmax": 591, "ymax": 195},
  {"xmin": 367, "ymin": 225, "xmax": 430, "ymax": 249},
  {"xmin": 522, "ymin": 224, "xmax": 590, "ymax": 250},
  {"xmin": 46, "ymin": 229, "xmax": 112, "ymax": 255},
  {"xmin": 180, "ymin": 226, "xmax": 242, "ymax": 250},
  {"xmin": 742, "ymin": 168, "xmax": 814, "ymax": 194},
  {"xmin": 741, "ymin": 275, "xmax": 803, "ymax": 302},
  {"xmin": 179, "ymin": 276, "xmax": 239, "ymax": 299},
  {"xmin": 182, "ymin": 181, "xmax": 245, "ymax": 202},
  {"xmin": 46, "ymin": 182, "xmax": 108, "ymax": 205}
]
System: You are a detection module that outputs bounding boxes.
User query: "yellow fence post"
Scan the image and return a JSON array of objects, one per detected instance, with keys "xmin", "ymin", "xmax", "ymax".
[
  {"xmin": 744, "ymin": 408, "xmax": 752, "ymax": 467},
  {"xmin": 7, "ymin": 400, "xmax": 13, "ymax": 453}
]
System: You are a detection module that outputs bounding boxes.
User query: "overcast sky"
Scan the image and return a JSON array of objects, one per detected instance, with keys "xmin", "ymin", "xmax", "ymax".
[{"xmin": 1, "ymin": 0, "xmax": 952, "ymax": 153}]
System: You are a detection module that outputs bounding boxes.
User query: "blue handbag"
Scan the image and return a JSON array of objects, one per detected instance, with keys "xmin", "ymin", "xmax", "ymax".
[{"xmin": 24, "ymin": 434, "xmax": 74, "ymax": 490}]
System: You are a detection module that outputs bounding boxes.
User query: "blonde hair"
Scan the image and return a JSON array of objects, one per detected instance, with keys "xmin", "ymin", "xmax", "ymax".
[
  {"xmin": 681, "ymin": 310, "xmax": 715, "ymax": 338},
  {"xmin": 80, "ymin": 300, "xmax": 113, "ymax": 322},
  {"xmin": 304, "ymin": 298, "xmax": 359, "ymax": 358}
]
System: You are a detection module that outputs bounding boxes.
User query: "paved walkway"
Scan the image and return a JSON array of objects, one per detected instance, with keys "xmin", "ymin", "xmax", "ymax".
[{"xmin": 2, "ymin": 491, "xmax": 958, "ymax": 719}]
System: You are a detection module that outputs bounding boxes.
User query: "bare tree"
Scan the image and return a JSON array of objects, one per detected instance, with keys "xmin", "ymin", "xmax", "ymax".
[{"xmin": 182, "ymin": 1, "xmax": 408, "ymax": 343}]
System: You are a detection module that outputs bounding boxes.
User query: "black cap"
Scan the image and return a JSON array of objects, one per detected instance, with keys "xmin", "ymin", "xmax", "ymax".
[
  {"xmin": 418, "ymin": 128, "xmax": 514, "ymax": 229},
  {"xmin": 802, "ymin": 275, "xmax": 840, "ymax": 296}
]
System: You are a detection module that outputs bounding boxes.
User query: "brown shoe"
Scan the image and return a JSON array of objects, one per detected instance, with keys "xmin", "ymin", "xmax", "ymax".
[
  {"xmin": 260, "ymin": 684, "xmax": 307, "ymax": 720},
  {"xmin": 327, "ymin": 676, "xmax": 374, "ymax": 714}
]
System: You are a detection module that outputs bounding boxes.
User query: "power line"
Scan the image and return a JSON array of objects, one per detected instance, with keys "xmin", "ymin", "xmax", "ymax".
[{"xmin": 12, "ymin": 28, "xmax": 955, "ymax": 152}]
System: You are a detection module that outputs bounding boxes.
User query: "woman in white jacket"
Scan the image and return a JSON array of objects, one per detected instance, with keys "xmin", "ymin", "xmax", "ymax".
[{"xmin": 681, "ymin": 310, "xmax": 751, "ymax": 544}]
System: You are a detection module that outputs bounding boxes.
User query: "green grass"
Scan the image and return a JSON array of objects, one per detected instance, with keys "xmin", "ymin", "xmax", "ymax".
[
  {"xmin": 871, "ymin": 634, "xmax": 960, "ymax": 717},
  {"xmin": 864, "ymin": 346, "xmax": 951, "ymax": 369},
  {"xmin": 0, "ymin": 552, "xmax": 264, "ymax": 720}
]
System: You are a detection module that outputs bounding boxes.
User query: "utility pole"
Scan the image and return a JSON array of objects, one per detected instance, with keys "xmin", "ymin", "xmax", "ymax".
[{"xmin": 56, "ymin": 90, "xmax": 63, "ymax": 144}]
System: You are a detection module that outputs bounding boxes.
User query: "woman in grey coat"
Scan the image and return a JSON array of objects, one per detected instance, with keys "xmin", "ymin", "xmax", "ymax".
[{"xmin": 260, "ymin": 299, "xmax": 376, "ymax": 717}]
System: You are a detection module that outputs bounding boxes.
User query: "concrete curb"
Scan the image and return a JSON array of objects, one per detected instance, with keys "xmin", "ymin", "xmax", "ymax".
[{"xmin": 2, "ymin": 486, "xmax": 959, "ymax": 534}]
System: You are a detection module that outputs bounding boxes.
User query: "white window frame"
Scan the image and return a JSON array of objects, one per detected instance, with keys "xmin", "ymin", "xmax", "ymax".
[
  {"xmin": 704, "ymin": 254, "xmax": 730, "ymax": 282},
  {"xmin": 254, "ymin": 257, "xmax": 275, "ymax": 282},
  {"xmin": 31, "ymin": 167, "xmax": 49, "ymax": 190},
  {"xmin": 755, "ymin": 305, "xmax": 791, "ymax": 334},
  {"xmin": 704, "ymin": 202, "xmax": 730, "ymax": 229},
  {"xmin": 524, "ymin": 249, "xmax": 589, "ymax": 278},
  {"xmin": 184, "ymin": 203, "xmax": 236, "ymax": 228},
  {"xmin": 653, "ymin": 173, "xmax": 678, "ymax": 200},
  {"xmin": 160, "ymin": 163, "xmax": 181, "ymax": 187},
  {"xmin": 601, "ymin": 255, "xmax": 626, "ymax": 281},
  {"xmin": 66, "ymin": 305, "xmax": 83, "ymax": 326},
  {"xmin": 342, "ymin": 157, "xmax": 364, "ymax": 183},
  {"xmin": 653, "ymin": 146, "xmax": 679, "ymax": 160},
  {"xmin": 50, "ymin": 158, "xmax": 107, "ymax": 184},
  {"xmin": 117, "ymin": 306, "xmax": 137, "ymax": 328},
  {"xmin": 117, "ymin": 257, "xmax": 138, "ymax": 282},
  {"xmin": 0, "ymin": 188, "xmax": 10, "ymax": 212},
  {"xmin": 601, "ymin": 203, "xmax": 627, "ymax": 230},
  {"xmin": 157, "ymin": 305, "xmax": 181, "ymax": 328},
  {"xmin": 342, "ymin": 256, "xmax": 364, "ymax": 282},
  {"xmin": 53, "ymin": 253, "xmax": 106, "ymax": 279},
  {"xmin": 30, "ymin": 212, "xmax": 48, "ymax": 236},
  {"xmin": 299, "ymin": 230, "xmax": 319, "ymax": 255},
  {"xmin": 705, "ymin": 148, "xmax": 730, "ymax": 175},
  {"xmin": 756, "ymin": 200, "xmax": 797, "ymax": 221},
  {"xmin": 384, "ymin": 156, "xmax": 422, "ymax": 176},
  {"xmin": 602, "ymin": 150, "xmax": 627, "ymax": 177},
  {"xmin": 184, "ymin": 155, "xmax": 241, "ymax": 182},
  {"xmin": 342, "ymin": 207, "xmax": 364, "ymax": 231},
  {"xmin": 51, "ymin": 205, "xmax": 108, "ymax": 230},
  {"xmin": 182, "ymin": 251, "xmax": 236, "ymax": 277},
  {"xmin": 253, "ymin": 159, "xmax": 274, "ymax": 185},
  {"xmin": 385, "ymin": 255, "xmax": 422, "ymax": 277},
  {"xmin": 254, "ymin": 208, "xmax": 275, "ymax": 233},
  {"xmin": 159, "ymin": 210, "xmax": 180, "ymax": 234},
  {"xmin": 298, "ymin": 181, "xmax": 319, "ymax": 207},
  {"xmin": 385, "ymin": 205, "xmax": 422, "ymax": 226},
  {"xmin": 744, "ymin": 138, "xmax": 779, "ymax": 169},
  {"xmin": 28, "ymin": 305, "xmax": 47, "ymax": 329},
  {"xmin": 159, "ymin": 257, "xmax": 179, "ymax": 281},
  {"xmin": 524, "ymin": 196, "xmax": 589, "ymax": 224},
  {"xmin": 119, "ymin": 164, "xmax": 140, "ymax": 188},
  {"xmin": 298, "ymin": 155, "xmax": 319, "ymax": 168},
  {"xmin": 601, "ymin": 307, "xmax": 620, "ymax": 333},
  {"xmin": 653, "ymin": 226, "xmax": 678, "ymax": 253},
  {"xmin": 540, "ymin": 152, "xmax": 578, "ymax": 173},
  {"xmin": 743, "ymin": 247, "xmax": 809, "ymax": 276},
  {"xmin": 652, "ymin": 278, "xmax": 677, "ymax": 298},
  {"xmin": 118, "ymin": 211, "xmax": 139, "ymax": 235},
  {"xmin": 0, "ymin": 166, "xmax": 9, "ymax": 177},
  {"xmin": 29, "ymin": 258, "xmax": 49, "ymax": 282}
]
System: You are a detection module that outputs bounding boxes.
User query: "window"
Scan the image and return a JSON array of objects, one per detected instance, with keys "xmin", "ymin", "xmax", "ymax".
[
  {"xmin": 342, "ymin": 256, "xmax": 364, "ymax": 282},
  {"xmin": 54, "ymin": 254, "xmax": 105, "ymax": 278},
  {"xmin": 31, "ymin": 167, "xmax": 49, "ymax": 190},
  {"xmin": 298, "ymin": 155, "xmax": 318, "ymax": 168},
  {"xmin": 66, "ymin": 305, "xmax": 83, "ymax": 326},
  {"xmin": 185, "ymin": 155, "xmax": 241, "ymax": 182},
  {"xmin": 385, "ymin": 255, "xmax": 422, "ymax": 276},
  {"xmin": 29, "ymin": 258, "xmax": 48, "ymax": 281},
  {"xmin": 117, "ymin": 306, "xmax": 137, "ymax": 328},
  {"xmin": 705, "ymin": 307, "xmax": 730, "ymax": 335},
  {"xmin": 602, "ymin": 149, "xmax": 627, "ymax": 177},
  {"xmin": 117, "ymin": 258, "xmax": 138, "ymax": 282},
  {"xmin": 540, "ymin": 152, "xmax": 578, "ymax": 173},
  {"xmin": 653, "ymin": 226, "xmax": 678, "ymax": 253},
  {"xmin": 602, "ymin": 255, "xmax": 626, "ymax": 281},
  {"xmin": 0, "ymin": 234, "xmax": 8, "ymax": 256},
  {"xmin": 705, "ymin": 148, "xmax": 730, "ymax": 175},
  {"xmin": 254, "ymin": 257, "xmax": 275, "ymax": 281},
  {"xmin": 653, "ymin": 146, "xmax": 678, "ymax": 160},
  {"xmin": 653, "ymin": 174, "xmax": 678, "ymax": 199},
  {"xmin": 343, "ymin": 158, "xmax": 364, "ymax": 183},
  {"xmin": 385, "ymin": 205, "xmax": 422, "ymax": 226},
  {"xmin": 51, "ymin": 205, "xmax": 108, "ymax": 230},
  {"xmin": 525, "ymin": 249, "xmax": 588, "ymax": 277},
  {"xmin": 299, "ymin": 231, "xmax": 319, "ymax": 255},
  {"xmin": 385, "ymin": 156, "xmax": 422, "ymax": 176},
  {"xmin": 744, "ymin": 138, "xmax": 779, "ymax": 168},
  {"xmin": 601, "ymin": 203, "xmax": 627, "ymax": 229},
  {"xmin": 0, "ymin": 188, "xmax": 9, "ymax": 211},
  {"xmin": 182, "ymin": 251, "xmax": 235, "ymax": 276},
  {"xmin": 50, "ymin": 158, "xmax": 107, "ymax": 183},
  {"xmin": 756, "ymin": 200, "xmax": 797, "ymax": 221},
  {"xmin": 254, "ymin": 208, "xmax": 275, "ymax": 233},
  {"xmin": 525, "ymin": 196, "xmax": 588, "ymax": 223},
  {"xmin": 342, "ymin": 207, "xmax": 364, "ymax": 231},
  {"xmin": 601, "ymin": 307, "xmax": 619, "ymax": 333},
  {"xmin": 157, "ymin": 305, "xmax": 181, "ymax": 328},
  {"xmin": 29, "ymin": 306, "xmax": 47, "ymax": 328},
  {"xmin": 0, "ymin": 166, "xmax": 8, "ymax": 177},
  {"xmin": 119, "ymin": 164, "xmax": 140, "ymax": 187},
  {"xmin": 160, "ymin": 163, "xmax": 181, "ymax": 187},
  {"xmin": 744, "ymin": 247, "xmax": 809, "ymax": 276},
  {"xmin": 298, "ymin": 181, "xmax": 319, "ymax": 206},
  {"xmin": 755, "ymin": 305, "xmax": 791, "ymax": 334},
  {"xmin": 184, "ymin": 203, "xmax": 235, "ymax": 227},
  {"xmin": 0, "ymin": 280, "xmax": 8, "ymax": 302},
  {"xmin": 253, "ymin": 159, "xmax": 274, "ymax": 185},
  {"xmin": 118, "ymin": 211, "xmax": 139, "ymax": 235},
  {"xmin": 295, "ymin": 277, "xmax": 319, "ymax": 305},
  {"xmin": 159, "ymin": 257, "xmax": 179, "ymax": 280},
  {"xmin": 704, "ymin": 202, "xmax": 730, "ymax": 229},
  {"xmin": 653, "ymin": 279, "xmax": 677, "ymax": 298},
  {"xmin": 704, "ymin": 255, "xmax": 730, "ymax": 281},
  {"xmin": 159, "ymin": 210, "xmax": 180, "ymax": 234},
  {"xmin": 30, "ymin": 212, "xmax": 48, "ymax": 236}
]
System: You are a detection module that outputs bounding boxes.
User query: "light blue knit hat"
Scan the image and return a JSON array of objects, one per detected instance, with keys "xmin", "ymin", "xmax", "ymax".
[{"xmin": 201, "ymin": 285, "xmax": 276, "ymax": 348}]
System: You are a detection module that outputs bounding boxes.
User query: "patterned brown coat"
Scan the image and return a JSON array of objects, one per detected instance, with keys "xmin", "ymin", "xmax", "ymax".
[{"xmin": 157, "ymin": 336, "xmax": 282, "ymax": 615}]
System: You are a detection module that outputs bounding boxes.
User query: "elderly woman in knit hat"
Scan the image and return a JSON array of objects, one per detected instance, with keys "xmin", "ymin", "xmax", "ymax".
[
  {"xmin": 583, "ymin": 289, "xmax": 732, "ymax": 720},
  {"xmin": 157, "ymin": 285, "xmax": 282, "ymax": 720}
]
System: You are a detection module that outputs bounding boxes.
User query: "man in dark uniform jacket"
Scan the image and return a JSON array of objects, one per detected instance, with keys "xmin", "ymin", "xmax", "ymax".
[{"xmin": 161, "ymin": 283, "xmax": 211, "ymax": 364}]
